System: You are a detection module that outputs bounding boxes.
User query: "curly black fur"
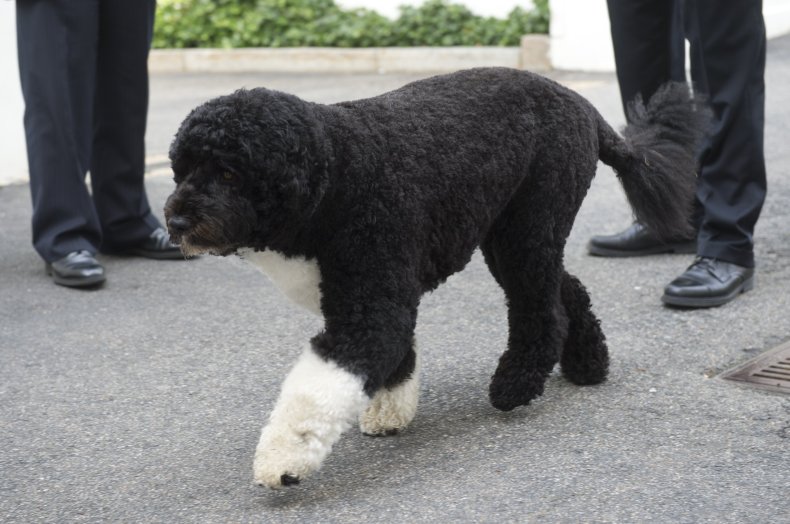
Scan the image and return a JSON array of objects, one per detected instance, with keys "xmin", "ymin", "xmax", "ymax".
[
  {"xmin": 598, "ymin": 82, "xmax": 711, "ymax": 240},
  {"xmin": 165, "ymin": 68, "xmax": 707, "ymax": 410}
]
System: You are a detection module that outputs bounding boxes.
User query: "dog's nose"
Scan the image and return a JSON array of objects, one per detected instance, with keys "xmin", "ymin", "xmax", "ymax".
[{"xmin": 167, "ymin": 216, "xmax": 191, "ymax": 235}]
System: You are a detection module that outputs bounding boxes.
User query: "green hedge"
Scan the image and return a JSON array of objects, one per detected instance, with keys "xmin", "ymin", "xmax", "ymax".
[{"xmin": 153, "ymin": 0, "xmax": 549, "ymax": 49}]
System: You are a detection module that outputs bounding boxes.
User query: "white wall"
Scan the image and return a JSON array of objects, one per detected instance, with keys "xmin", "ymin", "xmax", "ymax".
[
  {"xmin": 549, "ymin": 0, "xmax": 790, "ymax": 71},
  {"xmin": 0, "ymin": 1, "xmax": 28, "ymax": 186},
  {"xmin": 548, "ymin": 0, "xmax": 612, "ymax": 71},
  {"xmin": 336, "ymin": 0, "xmax": 530, "ymax": 19},
  {"xmin": 765, "ymin": 0, "xmax": 790, "ymax": 38}
]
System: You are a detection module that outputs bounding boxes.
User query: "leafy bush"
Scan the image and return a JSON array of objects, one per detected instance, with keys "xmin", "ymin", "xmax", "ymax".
[{"xmin": 152, "ymin": 0, "xmax": 549, "ymax": 49}]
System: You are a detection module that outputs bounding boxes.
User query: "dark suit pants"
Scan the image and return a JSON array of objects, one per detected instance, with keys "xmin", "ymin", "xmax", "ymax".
[
  {"xmin": 16, "ymin": 0, "xmax": 160, "ymax": 262},
  {"xmin": 607, "ymin": 0, "xmax": 767, "ymax": 268}
]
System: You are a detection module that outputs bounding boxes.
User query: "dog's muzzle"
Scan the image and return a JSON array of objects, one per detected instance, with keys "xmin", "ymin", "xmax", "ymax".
[{"xmin": 166, "ymin": 215, "xmax": 191, "ymax": 246}]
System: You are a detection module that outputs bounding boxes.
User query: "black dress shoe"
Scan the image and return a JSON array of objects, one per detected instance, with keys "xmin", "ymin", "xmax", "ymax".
[
  {"xmin": 46, "ymin": 251, "xmax": 106, "ymax": 288},
  {"xmin": 122, "ymin": 227, "xmax": 185, "ymax": 260},
  {"xmin": 662, "ymin": 257, "xmax": 754, "ymax": 308},
  {"xmin": 588, "ymin": 223, "xmax": 696, "ymax": 257}
]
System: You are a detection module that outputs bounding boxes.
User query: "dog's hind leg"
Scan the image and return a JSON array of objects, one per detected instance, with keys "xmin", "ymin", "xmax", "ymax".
[
  {"xmin": 481, "ymin": 144, "xmax": 602, "ymax": 411},
  {"xmin": 359, "ymin": 342, "xmax": 420, "ymax": 436},
  {"xmin": 559, "ymin": 271, "xmax": 609, "ymax": 385},
  {"xmin": 483, "ymin": 219, "xmax": 566, "ymax": 411}
]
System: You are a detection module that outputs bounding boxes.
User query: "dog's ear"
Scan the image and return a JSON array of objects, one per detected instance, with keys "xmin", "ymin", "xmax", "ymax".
[
  {"xmin": 168, "ymin": 114, "xmax": 199, "ymax": 180},
  {"xmin": 266, "ymin": 125, "xmax": 314, "ymax": 210},
  {"xmin": 169, "ymin": 102, "xmax": 236, "ymax": 181},
  {"xmin": 239, "ymin": 90, "xmax": 330, "ymax": 219}
]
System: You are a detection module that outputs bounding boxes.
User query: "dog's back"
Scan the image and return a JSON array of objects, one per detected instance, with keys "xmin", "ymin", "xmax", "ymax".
[{"xmin": 321, "ymin": 68, "xmax": 605, "ymax": 290}]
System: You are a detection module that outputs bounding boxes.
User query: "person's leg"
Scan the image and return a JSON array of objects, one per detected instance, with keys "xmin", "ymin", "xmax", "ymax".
[
  {"xmin": 91, "ymin": 0, "xmax": 161, "ymax": 251},
  {"xmin": 661, "ymin": 0, "xmax": 765, "ymax": 308},
  {"xmin": 685, "ymin": 0, "xmax": 766, "ymax": 268},
  {"xmin": 589, "ymin": 0, "xmax": 695, "ymax": 257},
  {"xmin": 16, "ymin": 0, "xmax": 102, "ymax": 262},
  {"xmin": 607, "ymin": 0, "xmax": 685, "ymax": 114}
]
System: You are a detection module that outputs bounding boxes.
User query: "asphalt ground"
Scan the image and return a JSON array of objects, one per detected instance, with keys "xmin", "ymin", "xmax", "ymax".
[{"xmin": 1, "ymin": 36, "xmax": 789, "ymax": 522}]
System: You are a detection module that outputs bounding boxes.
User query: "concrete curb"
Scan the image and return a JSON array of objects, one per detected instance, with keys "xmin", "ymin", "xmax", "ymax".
[{"xmin": 149, "ymin": 35, "xmax": 550, "ymax": 74}]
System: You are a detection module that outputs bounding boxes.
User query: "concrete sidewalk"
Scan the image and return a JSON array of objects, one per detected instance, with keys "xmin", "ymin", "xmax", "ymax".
[{"xmin": 1, "ymin": 37, "xmax": 789, "ymax": 523}]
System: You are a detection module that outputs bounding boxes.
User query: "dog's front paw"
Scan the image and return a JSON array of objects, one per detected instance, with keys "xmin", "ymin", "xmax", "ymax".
[
  {"xmin": 253, "ymin": 459, "xmax": 302, "ymax": 489},
  {"xmin": 359, "ymin": 375, "xmax": 419, "ymax": 436},
  {"xmin": 359, "ymin": 400, "xmax": 409, "ymax": 437},
  {"xmin": 252, "ymin": 345, "xmax": 370, "ymax": 487},
  {"xmin": 253, "ymin": 424, "xmax": 325, "ymax": 489},
  {"xmin": 254, "ymin": 469, "xmax": 301, "ymax": 489}
]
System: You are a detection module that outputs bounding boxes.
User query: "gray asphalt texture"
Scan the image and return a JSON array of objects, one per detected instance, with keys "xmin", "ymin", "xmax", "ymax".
[{"xmin": 2, "ymin": 36, "xmax": 789, "ymax": 523}]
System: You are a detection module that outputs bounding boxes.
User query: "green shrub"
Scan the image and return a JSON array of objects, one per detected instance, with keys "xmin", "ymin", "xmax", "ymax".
[{"xmin": 152, "ymin": 0, "xmax": 549, "ymax": 49}]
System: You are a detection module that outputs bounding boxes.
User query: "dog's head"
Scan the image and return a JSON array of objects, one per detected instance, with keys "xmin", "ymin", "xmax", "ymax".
[{"xmin": 164, "ymin": 88, "xmax": 329, "ymax": 256}]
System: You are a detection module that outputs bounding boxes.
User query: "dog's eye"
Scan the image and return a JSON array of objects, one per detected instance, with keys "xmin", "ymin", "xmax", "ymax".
[{"xmin": 220, "ymin": 171, "xmax": 237, "ymax": 184}]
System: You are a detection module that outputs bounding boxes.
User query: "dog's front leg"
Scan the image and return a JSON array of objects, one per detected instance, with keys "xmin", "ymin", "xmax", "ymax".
[
  {"xmin": 359, "ymin": 341, "xmax": 420, "ymax": 436},
  {"xmin": 254, "ymin": 257, "xmax": 420, "ymax": 488},
  {"xmin": 253, "ymin": 344, "xmax": 369, "ymax": 488}
]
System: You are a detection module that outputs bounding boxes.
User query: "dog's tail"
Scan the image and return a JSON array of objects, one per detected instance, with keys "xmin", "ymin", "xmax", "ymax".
[{"xmin": 597, "ymin": 82, "xmax": 710, "ymax": 240}]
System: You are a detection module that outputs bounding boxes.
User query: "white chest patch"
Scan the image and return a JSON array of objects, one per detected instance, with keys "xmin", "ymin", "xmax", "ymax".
[{"xmin": 238, "ymin": 248, "xmax": 322, "ymax": 316}]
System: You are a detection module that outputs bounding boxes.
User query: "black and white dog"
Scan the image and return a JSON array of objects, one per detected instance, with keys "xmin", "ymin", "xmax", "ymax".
[{"xmin": 164, "ymin": 68, "xmax": 707, "ymax": 488}]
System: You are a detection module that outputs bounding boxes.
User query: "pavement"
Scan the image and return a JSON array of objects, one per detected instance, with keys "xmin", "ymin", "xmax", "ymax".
[{"xmin": 2, "ymin": 35, "xmax": 790, "ymax": 523}]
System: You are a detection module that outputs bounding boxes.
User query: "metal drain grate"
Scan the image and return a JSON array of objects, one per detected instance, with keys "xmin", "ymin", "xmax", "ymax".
[{"xmin": 721, "ymin": 340, "xmax": 790, "ymax": 394}]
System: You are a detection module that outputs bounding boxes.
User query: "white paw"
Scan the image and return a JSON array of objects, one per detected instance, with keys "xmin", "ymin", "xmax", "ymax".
[
  {"xmin": 252, "ymin": 346, "xmax": 369, "ymax": 488},
  {"xmin": 359, "ymin": 370, "xmax": 419, "ymax": 436},
  {"xmin": 253, "ymin": 419, "xmax": 325, "ymax": 488}
]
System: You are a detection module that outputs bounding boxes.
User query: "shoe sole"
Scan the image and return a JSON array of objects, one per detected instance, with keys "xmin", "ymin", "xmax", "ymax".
[
  {"xmin": 588, "ymin": 240, "xmax": 697, "ymax": 257},
  {"xmin": 47, "ymin": 268, "xmax": 106, "ymax": 288},
  {"xmin": 661, "ymin": 275, "xmax": 755, "ymax": 308}
]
